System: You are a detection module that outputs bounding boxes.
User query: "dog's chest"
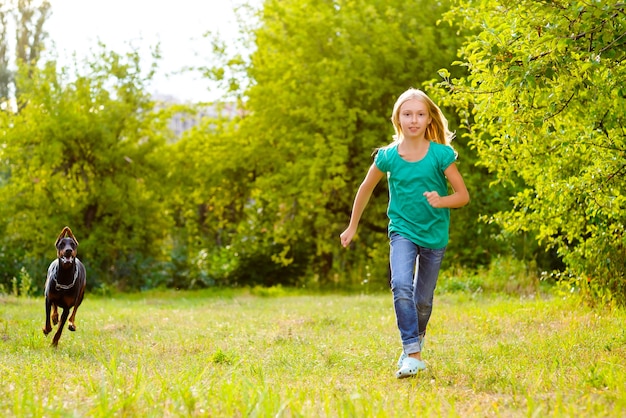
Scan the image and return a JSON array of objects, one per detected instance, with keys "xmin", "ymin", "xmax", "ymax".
[{"xmin": 46, "ymin": 258, "xmax": 82, "ymax": 294}]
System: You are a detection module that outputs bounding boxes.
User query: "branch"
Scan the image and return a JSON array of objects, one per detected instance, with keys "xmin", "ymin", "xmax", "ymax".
[
  {"xmin": 606, "ymin": 163, "xmax": 626, "ymax": 182},
  {"xmin": 543, "ymin": 91, "xmax": 576, "ymax": 121},
  {"xmin": 569, "ymin": 4, "xmax": 626, "ymax": 42},
  {"xmin": 600, "ymin": 30, "xmax": 626, "ymax": 53}
]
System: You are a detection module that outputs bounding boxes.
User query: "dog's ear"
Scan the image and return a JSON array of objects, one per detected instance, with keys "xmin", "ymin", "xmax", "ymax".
[
  {"xmin": 65, "ymin": 227, "xmax": 79, "ymax": 246},
  {"xmin": 55, "ymin": 226, "xmax": 79, "ymax": 247},
  {"xmin": 55, "ymin": 227, "xmax": 70, "ymax": 248}
]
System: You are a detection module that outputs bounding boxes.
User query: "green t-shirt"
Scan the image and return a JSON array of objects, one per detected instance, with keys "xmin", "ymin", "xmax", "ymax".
[{"xmin": 374, "ymin": 141, "xmax": 457, "ymax": 249}]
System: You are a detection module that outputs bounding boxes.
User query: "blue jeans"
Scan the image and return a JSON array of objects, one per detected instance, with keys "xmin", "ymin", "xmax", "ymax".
[{"xmin": 389, "ymin": 233, "xmax": 446, "ymax": 355}]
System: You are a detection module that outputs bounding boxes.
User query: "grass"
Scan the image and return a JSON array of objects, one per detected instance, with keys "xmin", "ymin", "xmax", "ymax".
[{"xmin": 0, "ymin": 287, "xmax": 625, "ymax": 417}]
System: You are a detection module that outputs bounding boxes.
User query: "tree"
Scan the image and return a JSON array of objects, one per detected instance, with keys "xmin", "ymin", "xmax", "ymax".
[
  {"xmin": 0, "ymin": 4, "xmax": 10, "ymax": 99},
  {"xmin": 435, "ymin": 1, "xmax": 626, "ymax": 304},
  {"xmin": 164, "ymin": 111, "xmax": 258, "ymax": 288},
  {"xmin": 189, "ymin": 0, "xmax": 470, "ymax": 286},
  {"xmin": 0, "ymin": 0, "xmax": 50, "ymax": 102},
  {"xmin": 0, "ymin": 48, "xmax": 173, "ymax": 291}
]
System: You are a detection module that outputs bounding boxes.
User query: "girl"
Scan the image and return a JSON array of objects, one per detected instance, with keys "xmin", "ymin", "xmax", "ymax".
[{"xmin": 340, "ymin": 88, "xmax": 469, "ymax": 378}]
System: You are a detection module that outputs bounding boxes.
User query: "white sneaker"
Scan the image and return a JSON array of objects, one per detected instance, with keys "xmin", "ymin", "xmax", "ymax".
[{"xmin": 395, "ymin": 357, "xmax": 426, "ymax": 378}]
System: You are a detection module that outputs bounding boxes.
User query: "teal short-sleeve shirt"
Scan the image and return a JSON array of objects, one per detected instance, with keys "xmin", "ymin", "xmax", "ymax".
[{"xmin": 374, "ymin": 141, "xmax": 457, "ymax": 249}]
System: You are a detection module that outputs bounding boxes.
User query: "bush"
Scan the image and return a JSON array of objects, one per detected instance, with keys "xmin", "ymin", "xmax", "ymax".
[{"xmin": 440, "ymin": 256, "xmax": 541, "ymax": 296}]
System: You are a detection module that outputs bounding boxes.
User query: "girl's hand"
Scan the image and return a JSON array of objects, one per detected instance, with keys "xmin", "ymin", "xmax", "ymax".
[
  {"xmin": 423, "ymin": 191, "xmax": 442, "ymax": 208},
  {"xmin": 340, "ymin": 227, "xmax": 356, "ymax": 248}
]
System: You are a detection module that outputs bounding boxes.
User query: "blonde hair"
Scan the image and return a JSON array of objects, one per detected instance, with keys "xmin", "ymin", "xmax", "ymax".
[{"xmin": 390, "ymin": 88, "xmax": 455, "ymax": 146}]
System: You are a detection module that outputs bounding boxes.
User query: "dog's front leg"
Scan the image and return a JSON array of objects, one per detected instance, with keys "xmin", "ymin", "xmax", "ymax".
[
  {"xmin": 68, "ymin": 305, "xmax": 79, "ymax": 332},
  {"xmin": 43, "ymin": 298, "xmax": 52, "ymax": 335},
  {"xmin": 51, "ymin": 304, "xmax": 59, "ymax": 325}
]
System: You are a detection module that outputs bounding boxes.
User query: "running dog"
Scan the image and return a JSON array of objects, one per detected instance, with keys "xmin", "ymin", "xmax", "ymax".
[{"xmin": 43, "ymin": 226, "xmax": 86, "ymax": 347}]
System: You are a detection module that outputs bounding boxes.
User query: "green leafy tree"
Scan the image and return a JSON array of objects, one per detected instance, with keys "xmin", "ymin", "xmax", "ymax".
[
  {"xmin": 190, "ymin": 0, "xmax": 471, "ymax": 286},
  {"xmin": 435, "ymin": 1, "xmax": 626, "ymax": 304},
  {"xmin": 0, "ymin": 48, "xmax": 172, "ymax": 291},
  {"xmin": 164, "ymin": 111, "xmax": 256, "ymax": 288}
]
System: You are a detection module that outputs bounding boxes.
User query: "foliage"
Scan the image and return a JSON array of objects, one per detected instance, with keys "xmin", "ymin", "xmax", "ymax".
[
  {"xmin": 188, "ymin": 0, "xmax": 476, "ymax": 286},
  {"xmin": 3, "ymin": 0, "xmax": 597, "ymax": 292},
  {"xmin": 0, "ymin": 48, "xmax": 173, "ymax": 291},
  {"xmin": 439, "ymin": 255, "xmax": 540, "ymax": 296},
  {"xmin": 433, "ymin": 1, "xmax": 626, "ymax": 305},
  {"xmin": 164, "ymin": 113, "xmax": 255, "ymax": 288},
  {"xmin": 0, "ymin": 290, "xmax": 625, "ymax": 416}
]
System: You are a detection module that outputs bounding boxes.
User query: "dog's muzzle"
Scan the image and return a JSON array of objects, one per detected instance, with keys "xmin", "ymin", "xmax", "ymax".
[{"xmin": 60, "ymin": 254, "xmax": 75, "ymax": 267}]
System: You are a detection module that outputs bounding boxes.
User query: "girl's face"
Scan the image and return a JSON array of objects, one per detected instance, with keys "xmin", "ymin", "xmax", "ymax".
[{"xmin": 398, "ymin": 98, "xmax": 431, "ymax": 140}]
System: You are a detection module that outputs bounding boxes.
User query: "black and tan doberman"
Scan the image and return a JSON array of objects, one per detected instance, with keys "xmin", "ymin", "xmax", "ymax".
[{"xmin": 43, "ymin": 226, "xmax": 86, "ymax": 347}]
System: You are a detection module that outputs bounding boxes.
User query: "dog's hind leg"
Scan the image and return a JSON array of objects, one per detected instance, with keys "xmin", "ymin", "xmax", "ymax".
[
  {"xmin": 43, "ymin": 298, "xmax": 53, "ymax": 335},
  {"xmin": 51, "ymin": 308, "xmax": 69, "ymax": 347}
]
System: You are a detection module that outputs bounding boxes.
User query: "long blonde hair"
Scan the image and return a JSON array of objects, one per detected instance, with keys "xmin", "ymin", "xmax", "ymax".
[{"xmin": 390, "ymin": 88, "xmax": 455, "ymax": 146}]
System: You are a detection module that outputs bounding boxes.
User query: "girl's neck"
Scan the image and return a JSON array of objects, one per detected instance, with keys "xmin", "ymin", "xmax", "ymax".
[
  {"xmin": 398, "ymin": 137, "xmax": 430, "ymax": 162},
  {"xmin": 400, "ymin": 135, "xmax": 428, "ymax": 147}
]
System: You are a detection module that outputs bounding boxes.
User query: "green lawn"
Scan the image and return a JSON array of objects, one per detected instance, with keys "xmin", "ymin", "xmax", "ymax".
[{"xmin": 1, "ymin": 288, "xmax": 624, "ymax": 417}]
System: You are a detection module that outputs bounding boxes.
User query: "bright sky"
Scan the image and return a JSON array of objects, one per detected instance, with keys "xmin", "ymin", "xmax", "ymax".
[{"xmin": 45, "ymin": 0, "xmax": 257, "ymax": 102}]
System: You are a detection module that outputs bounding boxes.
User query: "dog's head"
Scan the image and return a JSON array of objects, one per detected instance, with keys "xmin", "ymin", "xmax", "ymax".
[{"xmin": 55, "ymin": 227, "xmax": 79, "ymax": 269}]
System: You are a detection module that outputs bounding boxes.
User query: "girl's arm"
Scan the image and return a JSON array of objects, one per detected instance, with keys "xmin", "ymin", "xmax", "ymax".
[
  {"xmin": 340, "ymin": 163, "xmax": 384, "ymax": 247},
  {"xmin": 424, "ymin": 163, "xmax": 470, "ymax": 209}
]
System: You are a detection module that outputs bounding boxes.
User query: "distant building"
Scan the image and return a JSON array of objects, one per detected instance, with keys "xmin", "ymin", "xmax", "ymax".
[{"xmin": 152, "ymin": 94, "xmax": 240, "ymax": 139}]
